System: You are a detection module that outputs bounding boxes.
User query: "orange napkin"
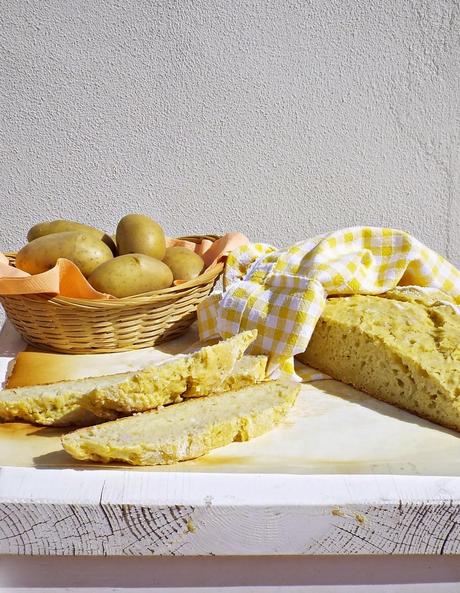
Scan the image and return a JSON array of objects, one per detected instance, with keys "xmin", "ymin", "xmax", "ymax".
[{"xmin": 0, "ymin": 233, "xmax": 248, "ymax": 299}]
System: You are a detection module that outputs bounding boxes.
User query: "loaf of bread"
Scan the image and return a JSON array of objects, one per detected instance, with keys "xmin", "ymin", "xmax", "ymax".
[
  {"xmin": 298, "ymin": 288, "xmax": 460, "ymax": 432},
  {"xmin": 81, "ymin": 330, "xmax": 258, "ymax": 417},
  {"xmin": 62, "ymin": 380, "xmax": 300, "ymax": 465}
]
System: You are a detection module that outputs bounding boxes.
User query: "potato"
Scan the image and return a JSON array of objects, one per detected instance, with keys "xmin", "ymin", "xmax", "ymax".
[
  {"xmin": 16, "ymin": 232, "xmax": 114, "ymax": 277},
  {"xmin": 27, "ymin": 219, "xmax": 117, "ymax": 254},
  {"xmin": 163, "ymin": 247, "xmax": 205, "ymax": 281},
  {"xmin": 116, "ymin": 214, "xmax": 166, "ymax": 260},
  {"xmin": 88, "ymin": 254, "xmax": 173, "ymax": 297}
]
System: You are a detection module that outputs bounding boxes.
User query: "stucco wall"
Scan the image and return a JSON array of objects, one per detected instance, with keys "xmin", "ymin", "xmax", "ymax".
[{"xmin": 1, "ymin": 0, "xmax": 459, "ymax": 265}]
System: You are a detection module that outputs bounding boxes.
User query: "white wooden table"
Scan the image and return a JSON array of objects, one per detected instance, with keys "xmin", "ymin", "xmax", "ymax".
[{"xmin": 0, "ymin": 323, "xmax": 460, "ymax": 592}]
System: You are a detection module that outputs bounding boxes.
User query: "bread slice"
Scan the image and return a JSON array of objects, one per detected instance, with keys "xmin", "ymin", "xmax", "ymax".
[
  {"xmin": 81, "ymin": 330, "xmax": 258, "ymax": 417},
  {"xmin": 0, "ymin": 373, "xmax": 130, "ymax": 427},
  {"xmin": 219, "ymin": 355, "xmax": 267, "ymax": 392},
  {"xmin": 6, "ymin": 347, "xmax": 171, "ymax": 388},
  {"xmin": 298, "ymin": 290, "xmax": 460, "ymax": 432},
  {"xmin": 83, "ymin": 353, "xmax": 267, "ymax": 421},
  {"xmin": 62, "ymin": 380, "xmax": 300, "ymax": 465},
  {"xmin": 0, "ymin": 332, "xmax": 260, "ymax": 427}
]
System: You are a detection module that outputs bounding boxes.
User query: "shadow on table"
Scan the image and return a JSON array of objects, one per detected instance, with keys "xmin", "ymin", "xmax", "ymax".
[{"xmin": 313, "ymin": 379, "xmax": 460, "ymax": 439}]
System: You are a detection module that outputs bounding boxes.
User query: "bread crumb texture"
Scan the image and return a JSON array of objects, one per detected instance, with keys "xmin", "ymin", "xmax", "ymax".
[
  {"xmin": 299, "ymin": 290, "xmax": 460, "ymax": 432},
  {"xmin": 81, "ymin": 330, "xmax": 259, "ymax": 416},
  {"xmin": 0, "ymin": 331, "xmax": 259, "ymax": 426},
  {"xmin": 0, "ymin": 374, "xmax": 129, "ymax": 426},
  {"xmin": 62, "ymin": 380, "xmax": 300, "ymax": 465}
]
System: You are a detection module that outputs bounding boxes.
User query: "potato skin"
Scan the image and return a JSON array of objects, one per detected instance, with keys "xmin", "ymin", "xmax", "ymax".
[
  {"xmin": 88, "ymin": 254, "xmax": 173, "ymax": 297},
  {"xmin": 28, "ymin": 219, "xmax": 102, "ymax": 241},
  {"xmin": 27, "ymin": 219, "xmax": 117, "ymax": 254},
  {"xmin": 116, "ymin": 214, "xmax": 166, "ymax": 260},
  {"xmin": 163, "ymin": 247, "xmax": 204, "ymax": 281},
  {"xmin": 16, "ymin": 232, "xmax": 114, "ymax": 277}
]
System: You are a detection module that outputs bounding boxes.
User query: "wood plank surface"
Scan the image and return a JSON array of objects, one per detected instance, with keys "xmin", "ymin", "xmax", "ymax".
[{"xmin": 1, "ymin": 470, "xmax": 460, "ymax": 555}]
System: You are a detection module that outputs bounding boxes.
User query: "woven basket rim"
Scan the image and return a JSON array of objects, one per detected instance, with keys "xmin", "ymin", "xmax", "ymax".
[{"xmin": 4, "ymin": 234, "xmax": 224, "ymax": 308}]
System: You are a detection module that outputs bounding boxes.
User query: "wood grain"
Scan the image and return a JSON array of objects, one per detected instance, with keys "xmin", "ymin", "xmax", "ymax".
[{"xmin": 1, "ymin": 470, "xmax": 460, "ymax": 556}]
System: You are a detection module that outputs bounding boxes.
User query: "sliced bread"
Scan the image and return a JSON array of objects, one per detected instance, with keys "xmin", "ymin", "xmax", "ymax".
[
  {"xmin": 81, "ymin": 330, "xmax": 258, "ymax": 417},
  {"xmin": 0, "ymin": 331, "xmax": 259, "ymax": 426},
  {"xmin": 0, "ymin": 373, "xmax": 129, "ymax": 426},
  {"xmin": 218, "ymin": 355, "xmax": 267, "ymax": 392},
  {"xmin": 82, "ymin": 353, "xmax": 267, "ymax": 421},
  {"xmin": 62, "ymin": 380, "xmax": 300, "ymax": 465}
]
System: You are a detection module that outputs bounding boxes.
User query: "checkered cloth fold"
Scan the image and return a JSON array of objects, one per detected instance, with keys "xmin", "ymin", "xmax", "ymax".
[{"xmin": 197, "ymin": 227, "xmax": 460, "ymax": 379}]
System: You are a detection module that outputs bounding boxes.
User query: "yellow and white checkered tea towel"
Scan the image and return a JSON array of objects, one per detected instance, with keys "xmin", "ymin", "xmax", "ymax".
[{"xmin": 197, "ymin": 227, "xmax": 460, "ymax": 380}]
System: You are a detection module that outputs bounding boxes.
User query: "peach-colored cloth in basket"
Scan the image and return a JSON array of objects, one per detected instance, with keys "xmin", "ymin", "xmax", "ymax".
[{"xmin": 0, "ymin": 233, "xmax": 248, "ymax": 299}]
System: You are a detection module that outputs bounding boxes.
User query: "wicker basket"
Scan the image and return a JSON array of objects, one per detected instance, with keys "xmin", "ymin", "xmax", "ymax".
[{"xmin": 0, "ymin": 235, "xmax": 223, "ymax": 353}]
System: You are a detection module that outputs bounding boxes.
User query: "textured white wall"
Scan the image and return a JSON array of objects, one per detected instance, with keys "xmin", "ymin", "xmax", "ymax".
[{"xmin": 0, "ymin": 0, "xmax": 459, "ymax": 265}]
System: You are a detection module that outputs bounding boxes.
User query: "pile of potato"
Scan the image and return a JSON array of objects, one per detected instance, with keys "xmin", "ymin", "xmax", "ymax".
[{"xmin": 15, "ymin": 214, "xmax": 205, "ymax": 297}]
